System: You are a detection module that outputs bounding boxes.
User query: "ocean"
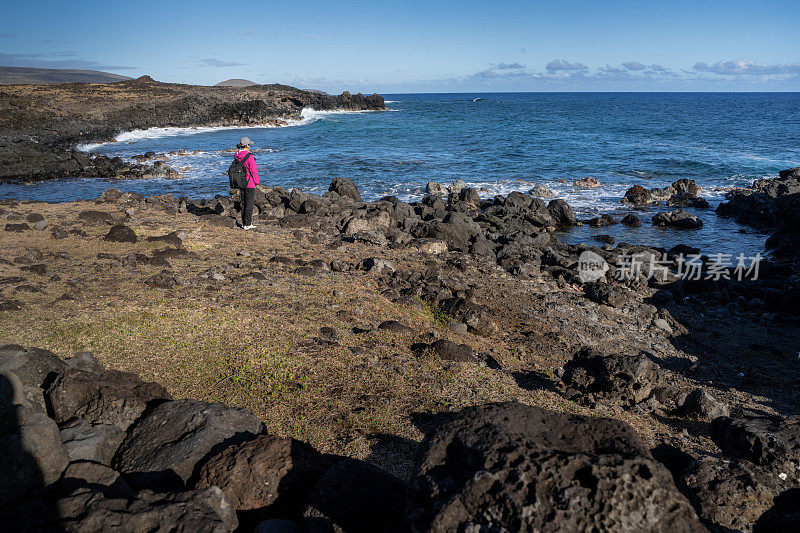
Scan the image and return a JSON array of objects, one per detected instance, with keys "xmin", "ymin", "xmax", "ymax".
[{"xmin": 3, "ymin": 92, "xmax": 799, "ymax": 256}]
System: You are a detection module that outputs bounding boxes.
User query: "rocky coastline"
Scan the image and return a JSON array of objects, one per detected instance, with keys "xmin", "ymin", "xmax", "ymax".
[
  {"xmin": 716, "ymin": 167, "xmax": 800, "ymax": 261},
  {"xmin": 0, "ymin": 76, "xmax": 385, "ymax": 183},
  {"xmin": 2, "ymin": 169, "xmax": 800, "ymax": 531}
]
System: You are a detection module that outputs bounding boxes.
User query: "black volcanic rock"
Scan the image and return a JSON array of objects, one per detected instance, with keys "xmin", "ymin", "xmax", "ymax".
[
  {"xmin": 547, "ymin": 198, "xmax": 577, "ymax": 226},
  {"xmin": 710, "ymin": 414, "xmax": 800, "ymax": 479},
  {"xmin": 195, "ymin": 434, "xmax": 327, "ymax": 528},
  {"xmin": 623, "ymin": 185, "xmax": 654, "ymax": 205},
  {"xmin": 653, "ymin": 209, "xmax": 703, "ymax": 229},
  {"xmin": 622, "ymin": 213, "xmax": 642, "ymax": 227},
  {"xmin": 410, "ymin": 402, "xmax": 704, "ymax": 532},
  {"xmin": 113, "ymin": 399, "xmax": 264, "ymax": 490},
  {"xmin": 328, "ymin": 177, "xmax": 362, "ymax": 203},
  {"xmin": 681, "ymin": 455, "xmax": 791, "ymax": 532},
  {"xmin": 55, "ymin": 486, "xmax": 238, "ymax": 532},
  {"xmin": 45, "ymin": 367, "xmax": 170, "ymax": 431},
  {"xmin": 561, "ymin": 347, "xmax": 662, "ymax": 406},
  {"xmin": 103, "ymin": 224, "xmax": 138, "ymax": 243},
  {"xmin": 672, "ymin": 179, "xmax": 700, "ymax": 197}
]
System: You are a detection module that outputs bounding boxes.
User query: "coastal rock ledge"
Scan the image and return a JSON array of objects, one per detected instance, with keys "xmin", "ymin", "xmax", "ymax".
[
  {"xmin": 1, "ymin": 346, "xmax": 706, "ymax": 531},
  {"xmin": 0, "ymin": 76, "xmax": 386, "ymax": 183}
]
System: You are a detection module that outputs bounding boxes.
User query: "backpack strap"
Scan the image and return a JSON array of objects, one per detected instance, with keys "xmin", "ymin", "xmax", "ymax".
[{"xmin": 241, "ymin": 152, "xmax": 252, "ymax": 164}]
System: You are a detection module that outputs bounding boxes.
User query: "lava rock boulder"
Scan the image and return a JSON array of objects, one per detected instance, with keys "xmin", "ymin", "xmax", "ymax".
[
  {"xmin": 410, "ymin": 402, "xmax": 704, "ymax": 532},
  {"xmin": 114, "ymin": 399, "xmax": 265, "ymax": 490}
]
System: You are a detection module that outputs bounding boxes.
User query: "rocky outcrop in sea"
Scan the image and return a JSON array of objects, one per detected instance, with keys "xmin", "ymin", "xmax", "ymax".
[{"xmin": 717, "ymin": 167, "xmax": 800, "ymax": 261}]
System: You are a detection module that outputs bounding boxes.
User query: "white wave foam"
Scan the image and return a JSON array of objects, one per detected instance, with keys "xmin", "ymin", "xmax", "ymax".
[
  {"xmin": 76, "ymin": 123, "xmax": 285, "ymax": 151},
  {"xmin": 77, "ymin": 107, "xmax": 375, "ymax": 151}
]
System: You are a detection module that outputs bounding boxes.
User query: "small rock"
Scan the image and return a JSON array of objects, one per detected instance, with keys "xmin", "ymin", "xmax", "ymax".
[
  {"xmin": 416, "ymin": 239, "xmax": 448, "ymax": 255},
  {"xmin": 146, "ymin": 270, "xmax": 179, "ymax": 289},
  {"xmin": 561, "ymin": 347, "xmax": 662, "ymax": 406},
  {"xmin": 583, "ymin": 281, "xmax": 629, "ymax": 308},
  {"xmin": 145, "ymin": 230, "xmax": 187, "ymax": 247},
  {"xmin": 653, "ymin": 209, "xmax": 703, "ymax": 229},
  {"xmin": 621, "ymin": 214, "xmax": 642, "ymax": 227},
  {"xmin": 623, "ymin": 185, "xmax": 654, "ymax": 205},
  {"xmin": 426, "ymin": 182, "xmax": 444, "ymax": 195},
  {"xmin": 653, "ymin": 318, "xmax": 674, "ymax": 335},
  {"xmin": 103, "ymin": 224, "xmax": 138, "ymax": 243},
  {"xmin": 78, "ymin": 210, "xmax": 115, "ymax": 225},
  {"xmin": 4, "ymin": 223, "xmax": 30, "ymax": 232},
  {"xmin": 448, "ymin": 179, "xmax": 467, "ymax": 194},
  {"xmin": 447, "ymin": 321, "xmax": 469, "ymax": 335},
  {"xmin": 378, "ymin": 320, "xmax": 413, "ymax": 333},
  {"xmin": 425, "ymin": 339, "xmax": 474, "ymax": 362},
  {"xmin": 319, "ymin": 326, "xmax": 338, "ymax": 340},
  {"xmin": 529, "ymin": 184, "xmax": 556, "ymax": 198},
  {"xmin": 360, "ymin": 257, "xmax": 396, "ymax": 274},
  {"xmin": 586, "ymin": 214, "xmax": 617, "ymax": 227},
  {"xmin": 678, "ymin": 388, "xmax": 729, "ymax": 420},
  {"xmin": 574, "ymin": 177, "xmax": 602, "ymax": 188}
]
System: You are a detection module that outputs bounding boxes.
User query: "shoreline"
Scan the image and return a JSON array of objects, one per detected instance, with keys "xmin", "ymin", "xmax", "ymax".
[
  {"xmin": 0, "ymin": 168, "xmax": 776, "ymax": 260},
  {"xmin": 0, "ymin": 76, "xmax": 386, "ymax": 184},
  {"xmin": 75, "ymin": 107, "xmax": 383, "ymax": 152}
]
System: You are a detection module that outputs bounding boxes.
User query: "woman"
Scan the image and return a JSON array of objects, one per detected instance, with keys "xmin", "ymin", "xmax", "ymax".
[{"xmin": 233, "ymin": 136, "xmax": 259, "ymax": 229}]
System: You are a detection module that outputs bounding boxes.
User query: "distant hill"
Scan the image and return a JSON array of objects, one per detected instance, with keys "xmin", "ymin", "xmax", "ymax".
[
  {"xmin": 0, "ymin": 66, "xmax": 133, "ymax": 85},
  {"xmin": 214, "ymin": 79, "xmax": 258, "ymax": 87}
]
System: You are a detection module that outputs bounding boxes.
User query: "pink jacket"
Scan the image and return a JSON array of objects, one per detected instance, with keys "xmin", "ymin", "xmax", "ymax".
[{"xmin": 234, "ymin": 150, "xmax": 259, "ymax": 188}]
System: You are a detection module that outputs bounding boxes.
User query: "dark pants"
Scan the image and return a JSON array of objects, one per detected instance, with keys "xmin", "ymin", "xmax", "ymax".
[{"xmin": 240, "ymin": 187, "xmax": 255, "ymax": 226}]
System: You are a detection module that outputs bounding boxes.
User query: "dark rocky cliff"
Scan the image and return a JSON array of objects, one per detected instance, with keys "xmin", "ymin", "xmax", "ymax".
[{"xmin": 0, "ymin": 76, "xmax": 385, "ymax": 183}]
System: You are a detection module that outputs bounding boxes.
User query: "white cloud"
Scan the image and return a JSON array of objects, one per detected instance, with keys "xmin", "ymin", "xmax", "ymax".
[
  {"xmin": 198, "ymin": 58, "xmax": 247, "ymax": 68},
  {"xmin": 622, "ymin": 61, "xmax": 645, "ymax": 71},
  {"xmin": 494, "ymin": 62, "xmax": 526, "ymax": 70},
  {"xmin": 693, "ymin": 60, "xmax": 800, "ymax": 76},
  {"xmin": 546, "ymin": 59, "xmax": 588, "ymax": 72},
  {"xmin": 0, "ymin": 52, "xmax": 135, "ymax": 70}
]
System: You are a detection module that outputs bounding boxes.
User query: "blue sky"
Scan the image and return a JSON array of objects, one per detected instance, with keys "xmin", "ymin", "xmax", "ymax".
[{"xmin": 1, "ymin": 0, "xmax": 798, "ymax": 92}]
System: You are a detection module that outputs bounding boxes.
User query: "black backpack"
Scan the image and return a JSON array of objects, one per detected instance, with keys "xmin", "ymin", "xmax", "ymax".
[{"xmin": 227, "ymin": 152, "xmax": 252, "ymax": 188}]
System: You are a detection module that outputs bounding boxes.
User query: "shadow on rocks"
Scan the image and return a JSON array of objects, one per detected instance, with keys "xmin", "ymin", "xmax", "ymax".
[
  {"xmin": 0, "ymin": 373, "xmax": 65, "ymax": 531},
  {"xmin": 510, "ymin": 369, "xmax": 560, "ymax": 393},
  {"xmin": 364, "ymin": 433, "xmax": 420, "ymax": 479},
  {"xmin": 650, "ymin": 411, "xmax": 712, "ymax": 440},
  {"xmin": 409, "ymin": 410, "xmax": 459, "ymax": 438}
]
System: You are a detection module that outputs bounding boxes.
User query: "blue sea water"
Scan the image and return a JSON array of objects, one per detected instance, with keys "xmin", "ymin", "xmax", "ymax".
[{"xmin": 3, "ymin": 92, "xmax": 800, "ymax": 255}]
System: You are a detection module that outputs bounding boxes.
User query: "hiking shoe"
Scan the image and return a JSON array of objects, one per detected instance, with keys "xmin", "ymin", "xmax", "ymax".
[{"xmin": 243, "ymin": 224, "xmax": 256, "ymax": 230}]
